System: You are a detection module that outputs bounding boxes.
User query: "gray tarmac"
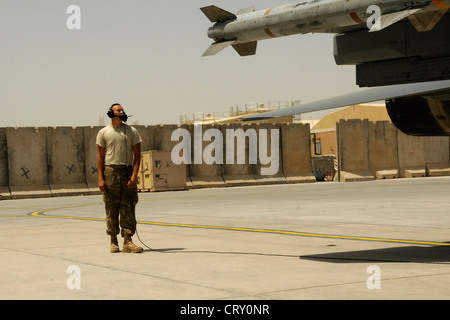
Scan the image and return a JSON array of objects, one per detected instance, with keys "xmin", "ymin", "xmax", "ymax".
[{"xmin": 0, "ymin": 177, "xmax": 449, "ymax": 300}]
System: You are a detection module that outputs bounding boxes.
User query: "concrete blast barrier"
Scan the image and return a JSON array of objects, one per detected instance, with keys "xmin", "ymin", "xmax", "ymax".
[
  {"xmin": 338, "ymin": 120, "xmax": 448, "ymax": 180},
  {"xmin": 83, "ymin": 126, "xmax": 102, "ymax": 194},
  {"xmin": 397, "ymin": 131, "xmax": 426, "ymax": 178},
  {"xmin": 0, "ymin": 128, "xmax": 10, "ymax": 199},
  {"xmin": 154, "ymin": 124, "xmax": 182, "ymax": 152},
  {"xmin": 6, "ymin": 127, "xmax": 51, "ymax": 199},
  {"xmin": 47, "ymin": 127, "xmax": 89, "ymax": 196},
  {"xmin": 337, "ymin": 119, "xmax": 374, "ymax": 182},
  {"xmin": 252, "ymin": 123, "xmax": 285, "ymax": 184},
  {"xmin": 135, "ymin": 125, "xmax": 156, "ymax": 153},
  {"xmin": 280, "ymin": 123, "xmax": 316, "ymax": 183},
  {"xmin": 187, "ymin": 123, "xmax": 225, "ymax": 188},
  {"xmin": 221, "ymin": 123, "xmax": 257, "ymax": 186},
  {"xmin": 2, "ymin": 121, "xmax": 446, "ymax": 201},
  {"xmin": 368, "ymin": 121, "xmax": 399, "ymax": 179},
  {"xmin": 424, "ymin": 136, "xmax": 450, "ymax": 176}
]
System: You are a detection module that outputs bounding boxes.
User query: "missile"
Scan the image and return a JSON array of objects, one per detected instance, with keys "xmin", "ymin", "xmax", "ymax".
[{"xmin": 201, "ymin": 0, "xmax": 450, "ymax": 57}]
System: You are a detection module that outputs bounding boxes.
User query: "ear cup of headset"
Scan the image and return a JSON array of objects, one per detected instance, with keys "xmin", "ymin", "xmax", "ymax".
[{"xmin": 107, "ymin": 108, "xmax": 114, "ymax": 118}]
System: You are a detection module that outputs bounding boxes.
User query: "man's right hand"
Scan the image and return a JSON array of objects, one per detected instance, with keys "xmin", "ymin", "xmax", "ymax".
[{"xmin": 98, "ymin": 178, "xmax": 108, "ymax": 193}]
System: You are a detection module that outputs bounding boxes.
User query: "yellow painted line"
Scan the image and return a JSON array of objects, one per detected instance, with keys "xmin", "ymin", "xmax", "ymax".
[
  {"xmin": 139, "ymin": 221, "xmax": 450, "ymax": 246},
  {"xmin": 30, "ymin": 207, "xmax": 105, "ymax": 222},
  {"xmin": 31, "ymin": 211, "xmax": 105, "ymax": 222},
  {"xmin": 29, "ymin": 209, "xmax": 450, "ymax": 247}
]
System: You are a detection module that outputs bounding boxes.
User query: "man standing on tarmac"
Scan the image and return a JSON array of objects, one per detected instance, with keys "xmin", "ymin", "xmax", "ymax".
[{"xmin": 96, "ymin": 103, "xmax": 143, "ymax": 253}]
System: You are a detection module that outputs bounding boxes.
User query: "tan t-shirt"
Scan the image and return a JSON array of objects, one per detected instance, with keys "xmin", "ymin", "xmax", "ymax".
[{"xmin": 96, "ymin": 124, "xmax": 143, "ymax": 166}]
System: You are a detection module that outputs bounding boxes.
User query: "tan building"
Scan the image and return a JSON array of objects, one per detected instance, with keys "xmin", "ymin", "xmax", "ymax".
[{"xmin": 311, "ymin": 104, "xmax": 389, "ymax": 156}]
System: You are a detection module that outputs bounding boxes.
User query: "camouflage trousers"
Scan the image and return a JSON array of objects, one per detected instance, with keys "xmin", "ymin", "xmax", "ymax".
[{"xmin": 103, "ymin": 165, "xmax": 139, "ymax": 237}]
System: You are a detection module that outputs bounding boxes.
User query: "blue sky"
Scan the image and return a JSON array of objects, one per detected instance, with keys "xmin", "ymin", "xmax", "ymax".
[{"xmin": 1, "ymin": 0, "xmax": 359, "ymax": 127}]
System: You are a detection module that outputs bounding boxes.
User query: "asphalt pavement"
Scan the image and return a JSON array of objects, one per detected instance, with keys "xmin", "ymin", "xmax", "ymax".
[{"xmin": 1, "ymin": 177, "xmax": 449, "ymax": 303}]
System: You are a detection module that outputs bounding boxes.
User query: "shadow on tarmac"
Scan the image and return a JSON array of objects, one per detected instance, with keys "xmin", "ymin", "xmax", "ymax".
[{"xmin": 300, "ymin": 244, "xmax": 450, "ymax": 264}]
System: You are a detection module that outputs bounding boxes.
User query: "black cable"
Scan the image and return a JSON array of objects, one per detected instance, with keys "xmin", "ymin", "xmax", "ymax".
[{"xmin": 135, "ymin": 225, "xmax": 154, "ymax": 251}]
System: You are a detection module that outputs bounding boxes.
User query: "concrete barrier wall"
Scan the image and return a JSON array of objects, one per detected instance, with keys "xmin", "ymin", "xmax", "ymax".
[
  {"xmin": 164, "ymin": 123, "xmax": 299, "ymax": 188},
  {"xmin": 154, "ymin": 124, "xmax": 180, "ymax": 152},
  {"xmin": 337, "ymin": 120, "xmax": 450, "ymax": 181},
  {"xmin": 424, "ymin": 136, "xmax": 450, "ymax": 176},
  {"xmin": 135, "ymin": 125, "xmax": 156, "ymax": 152},
  {"xmin": 281, "ymin": 123, "xmax": 316, "ymax": 183},
  {"xmin": 221, "ymin": 123, "xmax": 257, "ymax": 186},
  {"xmin": 187, "ymin": 123, "xmax": 225, "ymax": 188},
  {"xmin": 368, "ymin": 121, "xmax": 399, "ymax": 179},
  {"xmin": 0, "ymin": 128, "xmax": 9, "ymax": 199},
  {"xmin": 4, "ymin": 123, "xmax": 309, "ymax": 199},
  {"xmin": 397, "ymin": 131, "xmax": 426, "ymax": 178},
  {"xmin": 6, "ymin": 127, "xmax": 50, "ymax": 199},
  {"xmin": 1, "ymin": 121, "xmax": 447, "ymax": 199},
  {"xmin": 253, "ymin": 123, "xmax": 285, "ymax": 184},
  {"xmin": 83, "ymin": 127, "xmax": 102, "ymax": 193},
  {"xmin": 47, "ymin": 127, "xmax": 89, "ymax": 196},
  {"xmin": 337, "ymin": 119, "xmax": 374, "ymax": 182}
]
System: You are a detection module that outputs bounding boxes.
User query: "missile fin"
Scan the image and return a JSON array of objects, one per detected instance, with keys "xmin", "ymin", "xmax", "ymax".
[
  {"xmin": 408, "ymin": 9, "xmax": 447, "ymax": 31},
  {"xmin": 369, "ymin": 8, "xmax": 422, "ymax": 32},
  {"xmin": 202, "ymin": 40, "xmax": 235, "ymax": 57},
  {"xmin": 232, "ymin": 42, "xmax": 258, "ymax": 56},
  {"xmin": 200, "ymin": 5, "xmax": 236, "ymax": 23}
]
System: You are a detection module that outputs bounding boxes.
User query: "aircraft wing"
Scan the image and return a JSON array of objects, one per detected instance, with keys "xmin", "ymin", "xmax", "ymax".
[{"xmin": 242, "ymin": 80, "xmax": 450, "ymax": 121}]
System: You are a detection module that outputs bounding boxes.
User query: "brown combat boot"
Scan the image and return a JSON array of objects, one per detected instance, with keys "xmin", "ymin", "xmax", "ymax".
[
  {"xmin": 110, "ymin": 235, "xmax": 120, "ymax": 253},
  {"xmin": 122, "ymin": 234, "xmax": 143, "ymax": 253}
]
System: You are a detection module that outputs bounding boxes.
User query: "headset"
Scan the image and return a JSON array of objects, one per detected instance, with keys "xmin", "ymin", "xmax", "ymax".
[
  {"xmin": 107, "ymin": 103, "xmax": 132, "ymax": 121},
  {"xmin": 107, "ymin": 103, "xmax": 122, "ymax": 119}
]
